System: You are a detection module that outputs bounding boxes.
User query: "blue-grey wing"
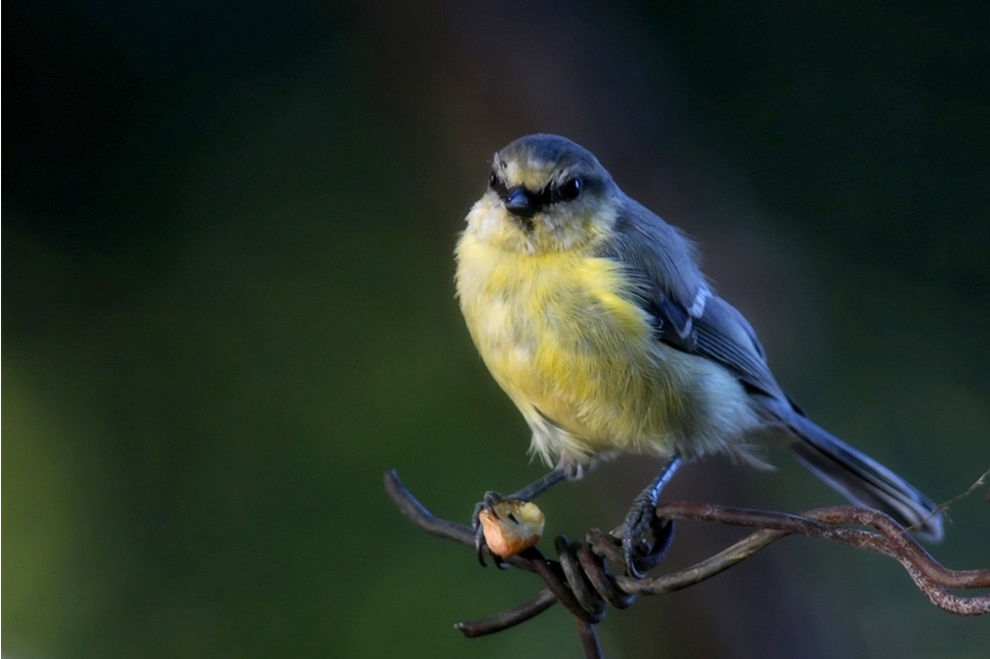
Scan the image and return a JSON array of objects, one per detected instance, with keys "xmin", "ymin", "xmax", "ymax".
[
  {"xmin": 691, "ymin": 295, "xmax": 786, "ymax": 400},
  {"xmin": 638, "ymin": 277, "xmax": 785, "ymax": 401},
  {"xmin": 601, "ymin": 197, "xmax": 785, "ymax": 401}
]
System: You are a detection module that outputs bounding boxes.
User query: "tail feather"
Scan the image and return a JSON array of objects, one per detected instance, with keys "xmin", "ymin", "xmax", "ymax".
[{"xmin": 786, "ymin": 413, "xmax": 943, "ymax": 541}]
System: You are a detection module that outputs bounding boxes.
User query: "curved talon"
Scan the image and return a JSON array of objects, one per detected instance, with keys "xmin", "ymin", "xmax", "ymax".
[
  {"xmin": 618, "ymin": 457, "xmax": 682, "ymax": 577},
  {"xmin": 472, "ymin": 500, "xmax": 489, "ymax": 566},
  {"xmin": 621, "ymin": 538, "xmax": 647, "ymax": 579},
  {"xmin": 633, "ymin": 518, "xmax": 675, "ymax": 574},
  {"xmin": 473, "ymin": 491, "xmax": 509, "ymax": 568},
  {"xmin": 619, "ymin": 496, "xmax": 651, "ymax": 577},
  {"xmin": 484, "ymin": 490, "xmax": 506, "ymax": 510},
  {"xmin": 619, "ymin": 494, "xmax": 675, "ymax": 578},
  {"xmin": 474, "ymin": 522, "xmax": 488, "ymax": 566}
]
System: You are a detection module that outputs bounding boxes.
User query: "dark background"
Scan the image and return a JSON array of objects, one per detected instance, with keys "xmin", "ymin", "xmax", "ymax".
[{"xmin": 4, "ymin": 1, "xmax": 989, "ymax": 657}]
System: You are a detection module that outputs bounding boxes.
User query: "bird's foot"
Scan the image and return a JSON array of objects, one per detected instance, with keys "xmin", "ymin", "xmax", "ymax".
[
  {"xmin": 472, "ymin": 491, "xmax": 510, "ymax": 568},
  {"xmin": 618, "ymin": 493, "xmax": 675, "ymax": 578},
  {"xmin": 473, "ymin": 491, "xmax": 547, "ymax": 567}
]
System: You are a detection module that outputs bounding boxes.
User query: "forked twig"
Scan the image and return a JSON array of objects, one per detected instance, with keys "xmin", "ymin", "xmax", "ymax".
[{"xmin": 384, "ymin": 469, "xmax": 989, "ymax": 659}]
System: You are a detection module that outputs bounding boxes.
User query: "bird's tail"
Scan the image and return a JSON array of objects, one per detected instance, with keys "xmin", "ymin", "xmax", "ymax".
[{"xmin": 785, "ymin": 412, "xmax": 943, "ymax": 541}]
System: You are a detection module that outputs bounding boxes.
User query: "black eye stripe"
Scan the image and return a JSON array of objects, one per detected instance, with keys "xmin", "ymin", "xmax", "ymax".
[
  {"xmin": 489, "ymin": 171, "xmax": 509, "ymax": 197},
  {"xmin": 489, "ymin": 172, "xmax": 586, "ymax": 207}
]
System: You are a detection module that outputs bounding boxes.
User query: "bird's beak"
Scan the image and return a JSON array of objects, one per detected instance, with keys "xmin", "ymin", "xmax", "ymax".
[{"xmin": 504, "ymin": 186, "xmax": 539, "ymax": 219}]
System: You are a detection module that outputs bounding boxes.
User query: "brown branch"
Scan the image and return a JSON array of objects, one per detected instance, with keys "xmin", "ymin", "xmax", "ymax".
[
  {"xmin": 384, "ymin": 469, "xmax": 990, "ymax": 658},
  {"xmin": 616, "ymin": 502, "xmax": 990, "ymax": 616},
  {"xmin": 455, "ymin": 589, "xmax": 557, "ymax": 637}
]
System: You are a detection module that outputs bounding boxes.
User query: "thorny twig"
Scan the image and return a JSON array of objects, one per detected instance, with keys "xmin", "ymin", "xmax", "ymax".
[{"xmin": 384, "ymin": 469, "xmax": 990, "ymax": 659}]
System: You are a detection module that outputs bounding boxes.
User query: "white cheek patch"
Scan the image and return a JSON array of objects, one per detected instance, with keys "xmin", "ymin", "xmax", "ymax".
[
  {"xmin": 479, "ymin": 208, "xmax": 502, "ymax": 238},
  {"xmin": 467, "ymin": 198, "xmax": 504, "ymax": 240}
]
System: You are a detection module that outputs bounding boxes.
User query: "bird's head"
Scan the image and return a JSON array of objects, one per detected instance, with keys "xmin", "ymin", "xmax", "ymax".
[{"xmin": 466, "ymin": 134, "xmax": 620, "ymax": 254}]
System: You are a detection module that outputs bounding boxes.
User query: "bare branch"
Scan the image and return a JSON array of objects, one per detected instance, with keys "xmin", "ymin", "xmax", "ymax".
[
  {"xmin": 454, "ymin": 589, "xmax": 557, "ymax": 638},
  {"xmin": 384, "ymin": 469, "xmax": 990, "ymax": 658},
  {"xmin": 615, "ymin": 502, "xmax": 990, "ymax": 616}
]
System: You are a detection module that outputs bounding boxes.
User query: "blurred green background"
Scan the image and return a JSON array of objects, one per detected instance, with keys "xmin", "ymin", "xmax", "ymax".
[{"xmin": 4, "ymin": 1, "xmax": 989, "ymax": 657}]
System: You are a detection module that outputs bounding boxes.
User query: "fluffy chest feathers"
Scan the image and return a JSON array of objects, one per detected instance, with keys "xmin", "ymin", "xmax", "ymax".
[
  {"xmin": 455, "ymin": 225, "xmax": 670, "ymax": 451},
  {"xmin": 455, "ymin": 205, "xmax": 758, "ymax": 468},
  {"xmin": 456, "ymin": 233, "xmax": 651, "ymax": 369}
]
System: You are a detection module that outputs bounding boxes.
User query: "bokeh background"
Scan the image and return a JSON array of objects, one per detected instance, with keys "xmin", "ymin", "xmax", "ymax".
[{"xmin": 4, "ymin": 1, "xmax": 989, "ymax": 657}]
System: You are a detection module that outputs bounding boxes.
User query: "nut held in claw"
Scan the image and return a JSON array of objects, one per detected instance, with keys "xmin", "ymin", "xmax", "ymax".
[{"xmin": 478, "ymin": 500, "xmax": 546, "ymax": 558}]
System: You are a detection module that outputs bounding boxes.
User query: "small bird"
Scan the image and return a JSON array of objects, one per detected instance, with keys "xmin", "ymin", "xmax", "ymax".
[{"xmin": 455, "ymin": 134, "xmax": 943, "ymax": 574}]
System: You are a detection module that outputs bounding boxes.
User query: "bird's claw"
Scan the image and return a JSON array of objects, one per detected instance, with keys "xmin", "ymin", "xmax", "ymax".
[
  {"xmin": 472, "ymin": 491, "xmax": 508, "ymax": 568},
  {"xmin": 618, "ymin": 494, "xmax": 675, "ymax": 578}
]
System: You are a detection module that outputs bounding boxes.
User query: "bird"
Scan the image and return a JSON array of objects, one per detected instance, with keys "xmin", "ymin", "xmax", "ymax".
[{"xmin": 454, "ymin": 133, "xmax": 943, "ymax": 575}]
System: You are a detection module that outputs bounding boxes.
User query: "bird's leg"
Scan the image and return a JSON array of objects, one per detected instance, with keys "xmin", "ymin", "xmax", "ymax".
[
  {"xmin": 619, "ymin": 454, "xmax": 682, "ymax": 578},
  {"xmin": 473, "ymin": 466, "xmax": 570, "ymax": 567}
]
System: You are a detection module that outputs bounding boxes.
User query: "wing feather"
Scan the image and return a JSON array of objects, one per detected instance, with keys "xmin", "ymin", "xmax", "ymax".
[{"xmin": 600, "ymin": 197, "xmax": 785, "ymax": 401}]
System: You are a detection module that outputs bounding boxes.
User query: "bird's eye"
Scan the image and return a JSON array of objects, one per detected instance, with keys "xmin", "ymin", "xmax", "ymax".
[{"xmin": 556, "ymin": 178, "xmax": 582, "ymax": 202}]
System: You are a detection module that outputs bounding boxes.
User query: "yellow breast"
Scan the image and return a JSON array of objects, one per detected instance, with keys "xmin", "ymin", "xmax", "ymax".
[{"xmin": 455, "ymin": 224, "xmax": 693, "ymax": 461}]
